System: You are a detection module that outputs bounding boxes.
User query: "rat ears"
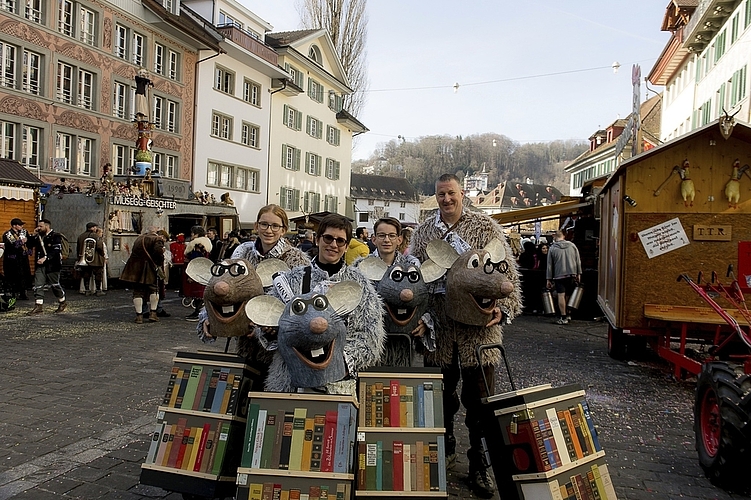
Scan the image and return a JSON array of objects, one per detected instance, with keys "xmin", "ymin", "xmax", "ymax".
[
  {"xmin": 256, "ymin": 258, "xmax": 291, "ymax": 287},
  {"xmin": 327, "ymin": 281, "xmax": 363, "ymax": 315},
  {"xmin": 420, "ymin": 259, "xmax": 446, "ymax": 283},
  {"xmin": 426, "ymin": 240, "xmax": 459, "ymax": 269},
  {"xmin": 358, "ymin": 256, "xmax": 388, "ymax": 282},
  {"xmin": 484, "ymin": 237, "xmax": 507, "ymax": 262},
  {"xmin": 185, "ymin": 257, "xmax": 213, "ymax": 285},
  {"xmin": 245, "ymin": 295, "xmax": 285, "ymax": 327}
]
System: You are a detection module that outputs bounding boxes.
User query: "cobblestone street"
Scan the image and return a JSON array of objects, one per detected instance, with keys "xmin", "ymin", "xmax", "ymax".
[{"xmin": 0, "ymin": 289, "xmax": 747, "ymax": 499}]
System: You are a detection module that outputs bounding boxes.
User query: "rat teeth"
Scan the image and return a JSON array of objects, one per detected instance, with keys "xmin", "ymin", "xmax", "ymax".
[
  {"xmin": 311, "ymin": 347, "xmax": 325, "ymax": 358},
  {"xmin": 398, "ymin": 309, "xmax": 407, "ymax": 315},
  {"xmin": 222, "ymin": 305, "xmax": 234, "ymax": 314}
]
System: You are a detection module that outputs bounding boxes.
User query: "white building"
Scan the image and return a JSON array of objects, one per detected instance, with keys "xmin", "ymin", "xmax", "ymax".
[
  {"xmin": 265, "ymin": 30, "xmax": 367, "ymax": 219},
  {"xmin": 183, "ymin": 0, "xmax": 289, "ymax": 225},
  {"xmin": 649, "ymin": 0, "xmax": 750, "ymax": 142},
  {"xmin": 350, "ymin": 173, "xmax": 420, "ymax": 232}
]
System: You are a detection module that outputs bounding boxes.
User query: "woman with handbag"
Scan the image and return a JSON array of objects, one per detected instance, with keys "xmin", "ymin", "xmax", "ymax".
[{"xmin": 120, "ymin": 226, "xmax": 165, "ymax": 323}]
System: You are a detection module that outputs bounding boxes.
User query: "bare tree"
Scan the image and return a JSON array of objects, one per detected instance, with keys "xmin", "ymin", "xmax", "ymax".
[{"xmin": 298, "ymin": 0, "xmax": 369, "ymax": 118}]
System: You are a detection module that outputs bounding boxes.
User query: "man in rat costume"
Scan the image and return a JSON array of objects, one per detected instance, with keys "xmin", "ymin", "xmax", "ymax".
[{"xmin": 411, "ymin": 174, "xmax": 522, "ymax": 498}]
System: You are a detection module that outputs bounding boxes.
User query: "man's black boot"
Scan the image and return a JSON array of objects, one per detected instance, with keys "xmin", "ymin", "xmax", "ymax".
[{"xmin": 468, "ymin": 448, "xmax": 496, "ymax": 498}]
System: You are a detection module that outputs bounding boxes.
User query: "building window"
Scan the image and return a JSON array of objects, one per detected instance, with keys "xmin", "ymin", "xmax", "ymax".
[
  {"xmin": 284, "ymin": 63, "xmax": 303, "ymax": 88},
  {"xmin": 112, "ymin": 81, "xmax": 132, "ymax": 119},
  {"xmin": 241, "ymin": 122, "xmax": 259, "ymax": 148},
  {"xmin": 282, "ymin": 144, "xmax": 300, "ymax": 171},
  {"xmin": 399, "ymin": 213, "xmax": 405, "ymax": 220},
  {"xmin": 358, "ymin": 213, "xmax": 368, "ymax": 223},
  {"xmin": 280, "ymin": 186, "xmax": 300, "ymax": 211},
  {"xmin": 112, "ymin": 143, "xmax": 133, "ymax": 175},
  {"xmin": 283, "ymin": 104, "xmax": 302, "ymax": 131},
  {"xmin": 367, "ymin": 199, "xmax": 374, "ymax": 206},
  {"xmin": 58, "ymin": 0, "xmax": 73, "ymax": 36},
  {"xmin": 308, "ymin": 77, "xmax": 323, "ymax": 102},
  {"xmin": 328, "ymin": 92, "xmax": 343, "ymax": 112},
  {"xmin": 166, "ymin": 99, "xmax": 177, "ymax": 132},
  {"xmin": 305, "ymin": 152, "xmax": 321, "ymax": 176},
  {"xmin": 56, "ymin": 62, "xmax": 96, "ymax": 108},
  {"xmin": 115, "ymin": 24, "xmax": 127, "ymax": 59},
  {"xmin": 215, "ymin": 65, "xmax": 234, "ymax": 94},
  {"xmin": 154, "ymin": 43, "xmax": 164, "ymax": 74},
  {"xmin": 324, "ymin": 194, "xmax": 338, "ymax": 213},
  {"xmin": 165, "ymin": 154, "xmax": 176, "ymax": 178},
  {"xmin": 25, "ymin": 0, "xmax": 42, "ymax": 23},
  {"xmin": 306, "ymin": 116, "xmax": 322, "ymax": 139},
  {"xmin": 715, "ymin": 30, "xmax": 726, "ymax": 63},
  {"xmin": 732, "ymin": 13, "xmax": 740, "ymax": 44},
  {"xmin": 304, "ymin": 191, "xmax": 320, "ymax": 213},
  {"xmin": 56, "ymin": 62, "xmax": 73, "ymax": 104},
  {"xmin": 326, "ymin": 125, "xmax": 341, "ymax": 146},
  {"xmin": 400, "ymin": 201, "xmax": 406, "ymax": 208},
  {"xmin": 0, "ymin": 120, "xmax": 14, "ymax": 159},
  {"xmin": 0, "ymin": 42, "xmax": 16, "ymax": 89},
  {"xmin": 77, "ymin": 68, "xmax": 93, "ymax": 109},
  {"xmin": 167, "ymin": 49, "xmax": 178, "ymax": 80},
  {"xmin": 243, "ymin": 79, "xmax": 260, "ymax": 106},
  {"xmin": 55, "ymin": 132, "xmax": 94, "ymax": 175},
  {"xmin": 325, "ymin": 158, "xmax": 340, "ymax": 180},
  {"xmin": 384, "ymin": 200, "xmax": 390, "ymax": 207},
  {"xmin": 218, "ymin": 10, "xmax": 241, "ymax": 29},
  {"xmin": 131, "ymin": 32, "xmax": 144, "ymax": 66},
  {"xmin": 22, "ymin": 49, "xmax": 40, "ymax": 95},
  {"xmin": 211, "ymin": 112, "xmax": 232, "ymax": 140},
  {"xmin": 207, "ymin": 161, "xmax": 259, "ymax": 192},
  {"xmin": 153, "ymin": 95, "xmax": 162, "ymax": 127},
  {"xmin": 79, "ymin": 7, "xmax": 96, "ymax": 45},
  {"xmin": 152, "ymin": 152, "xmax": 177, "ymax": 178},
  {"xmin": 731, "ymin": 65, "xmax": 748, "ymax": 107},
  {"xmin": 153, "ymin": 96, "xmax": 178, "ymax": 132}
]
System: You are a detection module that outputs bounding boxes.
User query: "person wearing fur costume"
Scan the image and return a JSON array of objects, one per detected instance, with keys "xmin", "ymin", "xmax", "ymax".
[
  {"xmin": 410, "ymin": 174, "xmax": 522, "ymax": 498},
  {"xmin": 260, "ymin": 214, "xmax": 386, "ymax": 396},
  {"xmin": 198, "ymin": 205, "xmax": 310, "ymax": 384}
]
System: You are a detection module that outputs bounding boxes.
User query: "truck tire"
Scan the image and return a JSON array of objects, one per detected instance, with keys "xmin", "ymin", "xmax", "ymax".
[
  {"xmin": 607, "ymin": 324, "xmax": 627, "ymax": 360},
  {"xmin": 694, "ymin": 362, "xmax": 751, "ymax": 493}
]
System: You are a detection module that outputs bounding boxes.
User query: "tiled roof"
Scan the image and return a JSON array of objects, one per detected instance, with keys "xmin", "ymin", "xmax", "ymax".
[
  {"xmin": 0, "ymin": 159, "xmax": 42, "ymax": 187},
  {"xmin": 266, "ymin": 30, "xmax": 320, "ymax": 47},
  {"xmin": 350, "ymin": 173, "xmax": 418, "ymax": 201}
]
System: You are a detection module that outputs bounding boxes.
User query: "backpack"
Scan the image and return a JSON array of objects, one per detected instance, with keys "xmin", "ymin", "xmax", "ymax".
[{"xmin": 58, "ymin": 232, "xmax": 71, "ymax": 260}]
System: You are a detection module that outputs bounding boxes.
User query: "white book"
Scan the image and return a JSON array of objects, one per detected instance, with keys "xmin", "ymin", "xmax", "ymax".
[
  {"xmin": 520, "ymin": 479, "xmax": 564, "ymax": 500},
  {"xmin": 250, "ymin": 409, "xmax": 267, "ymax": 469},
  {"xmin": 545, "ymin": 408, "xmax": 571, "ymax": 465}
]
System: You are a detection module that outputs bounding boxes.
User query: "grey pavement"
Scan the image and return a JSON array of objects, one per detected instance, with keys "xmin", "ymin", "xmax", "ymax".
[{"xmin": 0, "ymin": 288, "xmax": 747, "ymax": 499}]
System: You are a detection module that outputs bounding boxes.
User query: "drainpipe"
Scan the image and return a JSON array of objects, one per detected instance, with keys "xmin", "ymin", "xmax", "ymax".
[{"xmin": 266, "ymin": 80, "xmax": 288, "ymax": 207}]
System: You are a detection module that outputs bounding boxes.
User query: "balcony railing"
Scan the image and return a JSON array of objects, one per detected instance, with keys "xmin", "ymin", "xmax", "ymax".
[{"xmin": 216, "ymin": 25, "xmax": 277, "ymax": 66}]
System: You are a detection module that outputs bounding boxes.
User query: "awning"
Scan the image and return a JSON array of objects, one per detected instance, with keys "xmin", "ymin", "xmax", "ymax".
[
  {"xmin": 0, "ymin": 186, "xmax": 34, "ymax": 201},
  {"xmin": 491, "ymin": 199, "xmax": 593, "ymax": 225}
]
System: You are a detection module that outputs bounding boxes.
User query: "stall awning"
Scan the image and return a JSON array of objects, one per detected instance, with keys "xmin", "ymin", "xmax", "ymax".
[
  {"xmin": 491, "ymin": 199, "xmax": 592, "ymax": 225},
  {"xmin": 0, "ymin": 186, "xmax": 34, "ymax": 200}
]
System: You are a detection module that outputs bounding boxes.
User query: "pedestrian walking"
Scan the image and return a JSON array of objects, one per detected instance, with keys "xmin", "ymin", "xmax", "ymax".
[
  {"xmin": 546, "ymin": 230, "xmax": 582, "ymax": 324},
  {"xmin": 120, "ymin": 226, "xmax": 165, "ymax": 323},
  {"xmin": 2, "ymin": 218, "xmax": 31, "ymax": 300},
  {"xmin": 76, "ymin": 222, "xmax": 106, "ymax": 296},
  {"xmin": 26, "ymin": 219, "xmax": 67, "ymax": 315}
]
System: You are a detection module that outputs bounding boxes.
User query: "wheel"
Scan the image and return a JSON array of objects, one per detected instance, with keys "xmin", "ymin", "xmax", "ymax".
[
  {"xmin": 607, "ymin": 324, "xmax": 627, "ymax": 360},
  {"xmin": 181, "ymin": 297, "xmax": 194, "ymax": 308},
  {"xmin": 694, "ymin": 362, "xmax": 751, "ymax": 493}
]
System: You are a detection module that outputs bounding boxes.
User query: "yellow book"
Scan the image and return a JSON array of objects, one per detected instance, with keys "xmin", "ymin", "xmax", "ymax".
[
  {"xmin": 160, "ymin": 424, "xmax": 176, "ymax": 466},
  {"xmin": 248, "ymin": 483, "xmax": 264, "ymax": 500},
  {"xmin": 280, "ymin": 491, "xmax": 289, "ymax": 500},
  {"xmin": 220, "ymin": 374, "xmax": 234, "ymax": 413},
  {"xmin": 399, "ymin": 385, "xmax": 408, "ymax": 427},
  {"xmin": 577, "ymin": 403, "xmax": 597, "ymax": 453},
  {"xmin": 187, "ymin": 426, "xmax": 203, "ymax": 471},
  {"xmin": 301, "ymin": 417, "xmax": 315, "ymax": 471},
  {"xmin": 181, "ymin": 427, "xmax": 197, "ymax": 470},
  {"xmin": 168, "ymin": 369, "xmax": 183, "ymax": 407},
  {"xmin": 288, "ymin": 407, "xmax": 307, "ymax": 470}
]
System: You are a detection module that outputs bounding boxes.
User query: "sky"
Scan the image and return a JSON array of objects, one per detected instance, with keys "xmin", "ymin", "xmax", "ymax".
[{"xmin": 239, "ymin": 0, "xmax": 672, "ymax": 161}]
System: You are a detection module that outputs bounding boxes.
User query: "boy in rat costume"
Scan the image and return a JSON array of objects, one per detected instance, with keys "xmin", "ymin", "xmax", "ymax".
[{"xmin": 410, "ymin": 174, "xmax": 522, "ymax": 499}]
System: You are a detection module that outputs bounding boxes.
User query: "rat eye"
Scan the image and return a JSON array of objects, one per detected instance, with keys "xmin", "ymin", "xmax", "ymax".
[
  {"xmin": 390, "ymin": 269, "xmax": 405, "ymax": 282},
  {"xmin": 467, "ymin": 254, "xmax": 480, "ymax": 269},
  {"xmin": 406, "ymin": 267, "xmax": 420, "ymax": 283},
  {"xmin": 312, "ymin": 296, "xmax": 328, "ymax": 310},
  {"xmin": 291, "ymin": 299, "xmax": 306, "ymax": 315},
  {"xmin": 230, "ymin": 263, "xmax": 248, "ymax": 276}
]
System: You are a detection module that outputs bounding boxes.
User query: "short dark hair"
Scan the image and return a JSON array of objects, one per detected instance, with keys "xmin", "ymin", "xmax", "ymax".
[
  {"xmin": 317, "ymin": 214, "xmax": 352, "ymax": 243},
  {"xmin": 437, "ymin": 173, "xmax": 461, "ymax": 185},
  {"xmin": 191, "ymin": 225, "xmax": 206, "ymax": 237},
  {"xmin": 86, "ymin": 222, "xmax": 98, "ymax": 230},
  {"xmin": 374, "ymin": 217, "xmax": 401, "ymax": 234},
  {"xmin": 40, "ymin": 218, "xmax": 51, "ymax": 226},
  {"xmin": 356, "ymin": 227, "xmax": 367, "ymax": 239}
]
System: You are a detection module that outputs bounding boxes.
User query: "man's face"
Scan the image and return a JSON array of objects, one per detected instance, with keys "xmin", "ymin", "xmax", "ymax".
[
  {"xmin": 37, "ymin": 222, "xmax": 48, "ymax": 234},
  {"xmin": 208, "ymin": 229, "xmax": 217, "ymax": 240},
  {"xmin": 435, "ymin": 180, "xmax": 464, "ymax": 220},
  {"xmin": 12, "ymin": 223, "xmax": 23, "ymax": 231},
  {"xmin": 317, "ymin": 227, "xmax": 348, "ymax": 265},
  {"xmin": 373, "ymin": 223, "xmax": 401, "ymax": 256}
]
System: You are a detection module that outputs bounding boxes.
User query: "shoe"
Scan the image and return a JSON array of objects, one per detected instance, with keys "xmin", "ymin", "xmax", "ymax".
[
  {"xmin": 149, "ymin": 311, "xmax": 159, "ymax": 322},
  {"xmin": 54, "ymin": 301, "xmax": 67, "ymax": 313},
  {"xmin": 157, "ymin": 310, "xmax": 170, "ymax": 317},
  {"xmin": 79, "ymin": 290, "xmax": 88, "ymax": 295},
  {"xmin": 185, "ymin": 312, "xmax": 200, "ymax": 322},
  {"xmin": 468, "ymin": 467, "xmax": 496, "ymax": 498},
  {"xmin": 135, "ymin": 313, "xmax": 143, "ymax": 324},
  {"xmin": 95, "ymin": 290, "xmax": 105, "ymax": 297},
  {"xmin": 566, "ymin": 315, "xmax": 572, "ymax": 322},
  {"xmin": 556, "ymin": 317, "xmax": 569, "ymax": 325},
  {"xmin": 27, "ymin": 304, "xmax": 43, "ymax": 316}
]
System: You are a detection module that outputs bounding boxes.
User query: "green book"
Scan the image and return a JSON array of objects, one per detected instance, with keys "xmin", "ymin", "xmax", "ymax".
[
  {"xmin": 260, "ymin": 411, "xmax": 277, "ymax": 468},
  {"xmin": 288, "ymin": 407, "xmax": 307, "ymax": 470},
  {"xmin": 180, "ymin": 365, "xmax": 203, "ymax": 410},
  {"xmin": 365, "ymin": 442, "xmax": 377, "ymax": 490},
  {"xmin": 382, "ymin": 449, "xmax": 393, "ymax": 491},
  {"xmin": 211, "ymin": 422, "xmax": 231, "ymax": 475},
  {"xmin": 241, "ymin": 403, "xmax": 261, "ymax": 467}
]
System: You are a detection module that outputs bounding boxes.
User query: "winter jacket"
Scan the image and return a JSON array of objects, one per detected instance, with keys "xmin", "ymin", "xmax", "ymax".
[
  {"xmin": 344, "ymin": 238, "xmax": 370, "ymax": 265},
  {"xmin": 76, "ymin": 230, "xmax": 106, "ymax": 267},
  {"xmin": 28, "ymin": 230, "xmax": 63, "ymax": 272},
  {"xmin": 119, "ymin": 232, "xmax": 165, "ymax": 285},
  {"xmin": 546, "ymin": 240, "xmax": 582, "ymax": 280}
]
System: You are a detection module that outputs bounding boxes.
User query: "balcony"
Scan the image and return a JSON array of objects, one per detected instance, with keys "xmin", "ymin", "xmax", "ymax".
[
  {"xmin": 683, "ymin": 0, "xmax": 741, "ymax": 52},
  {"xmin": 216, "ymin": 25, "xmax": 277, "ymax": 67}
]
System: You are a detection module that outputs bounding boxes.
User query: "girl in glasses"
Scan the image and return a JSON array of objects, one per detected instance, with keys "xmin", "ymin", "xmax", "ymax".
[{"xmin": 231, "ymin": 204, "xmax": 310, "ymax": 269}]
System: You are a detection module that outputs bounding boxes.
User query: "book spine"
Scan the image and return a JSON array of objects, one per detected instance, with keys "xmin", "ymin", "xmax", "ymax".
[
  {"xmin": 403, "ymin": 443, "xmax": 411, "ymax": 491},
  {"xmin": 146, "ymin": 422, "xmax": 164, "ymax": 464},
  {"xmin": 558, "ymin": 409, "xmax": 579, "ymax": 462},
  {"xmin": 423, "ymin": 382, "xmax": 434, "ymax": 428},
  {"xmin": 416, "ymin": 384, "xmax": 425, "ymax": 428},
  {"xmin": 310, "ymin": 414, "xmax": 325, "ymax": 472},
  {"xmin": 174, "ymin": 426, "xmax": 192, "ymax": 469},
  {"xmin": 591, "ymin": 463, "xmax": 608, "ymax": 500},
  {"xmin": 383, "ymin": 383, "xmax": 391, "ymax": 427},
  {"xmin": 399, "ymin": 385, "xmax": 408, "ymax": 427},
  {"xmin": 597, "ymin": 464, "xmax": 618, "ymax": 500},
  {"xmin": 200, "ymin": 428, "xmax": 215, "ymax": 474},
  {"xmin": 358, "ymin": 381, "xmax": 368, "ymax": 426},
  {"xmin": 347, "ymin": 402, "xmax": 358, "ymax": 472},
  {"xmin": 301, "ymin": 417, "xmax": 314, "ymax": 471},
  {"xmin": 193, "ymin": 368, "xmax": 209, "ymax": 411},
  {"xmin": 155, "ymin": 423, "xmax": 173, "ymax": 466},
  {"xmin": 579, "ymin": 400, "xmax": 602, "ymax": 452},
  {"xmin": 308, "ymin": 485, "xmax": 321, "ymax": 500},
  {"xmin": 260, "ymin": 411, "xmax": 277, "ymax": 469},
  {"xmin": 289, "ymin": 407, "xmax": 307, "ymax": 471},
  {"xmin": 365, "ymin": 442, "xmax": 377, "ymax": 490},
  {"xmin": 376, "ymin": 440, "xmax": 383, "ymax": 491},
  {"xmin": 262, "ymin": 482, "xmax": 274, "ymax": 500},
  {"xmin": 415, "ymin": 441, "xmax": 424, "ymax": 491},
  {"xmin": 586, "ymin": 470, "xmax": 602, "ymax": 500},
  {"xmin": 271, "ymin": 409, "xmax": 286, "ymax": 469},
  {"xmin": 546, "ymin": 408, "xmax": 571, "ymax": 465},
  {"xmin": 357, "ymin": 441, "xmax": 366, "ymax": 490},
  {"xmin": 219, "ymin": 373, "xmax": 234, "ymax": 414},
  {"xmin": 251, "ymin": 409, "xmax": 267, "ymax": 469},
  {"xmin": 406, "ymin": 386, "xmax": 414, "ymax": 428},
  {"xmin": 390, "ymin": 381, "xmax": 400, "ymax": 427},
  {"xmin": 225, "ymin": 375, "xmax": 242, "ymax": 415},
  {"xmin": 539, "ymin": 418, "xmax": 562, "ymax": 468},
  {"xmin": 173, "ymin": 369, "xmax": 190, "ymax": 408},
  {"xmin": 167, "ymin": 368, "xmax": 183, "ymax": 407},
  {"xmin": 248, "ymin": 483, "xmax": 264, "ymax": 500},
  {"xmin": 241, "ymin": 403, "xmax": 261, "ymax": 467},
  {"xmin": 436, "ymin": 435, "xmax": 447, "ymax": 492},
  {"xmin": 530, "ymin": 419, "xmax": 552, "ymax": 471},
  {"xmin": 193, "ymin": 422, "xmax": 211, "ymax": 472},
  {"xmin": 181, "ymin": 365, "xmax": 202, "ymax": 410},
  {"xmin": 278, "ymin": 411, "xmax": 295, "ymax": 470},
  {"xmin": 321, "ymin": 410, "xmax": 337, "ymax": 472},
  {"xmin": 374, "ymin": 383, "xmax": 384, "ymax": 427},
  {"xmin": 162, "ymin": 366, "xmax": 179, "ymax": 406},
  {"xmin": 201, "ymin": 368, "xmax": 219, "ymax": 411},
  {"xmin": 333, "ymin": 403, "xmax": 350, "ymax": 473},
  {"xmin": 186, "ymin": 426, "xmax": 201, "ymax": 471},
  {"xmin": 211, "ymin": 422, "xmax": 231, "ymax": 475},
  {"xmin": 432, "ymin": 380, "xmax": 444, "ymax": 428},
  {"xmin": 569, "ymin": 406, "xmax": 590, "ymax": 456},
  {"xmin": 392, "ymin": 441, "xmax": 403, "ymax": 491},
  {"xmin": 429, "ymin": 441, "xmax": 439, "ymax": 491}
]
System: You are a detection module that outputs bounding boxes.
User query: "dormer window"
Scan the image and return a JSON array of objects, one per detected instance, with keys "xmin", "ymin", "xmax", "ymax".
[{"xmin": 308, "ymin": 45, "xmax": 322, "ymax": 65}]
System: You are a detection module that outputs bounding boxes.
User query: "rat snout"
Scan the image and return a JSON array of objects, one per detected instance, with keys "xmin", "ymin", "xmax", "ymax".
[
  {"xmin": 399, "ymin": 289, "xmax": 414, "ymax": 302},
  {"xmin": 213, "ymin": 281, "xmax": 230, "ymax": 297},
  {"xmin": 500, "ymin": 281, "xmax": 514, "ymax": 296},
  {"xmin": 309, "ymin": 316, "xmax": 329, "ymax": 334}
]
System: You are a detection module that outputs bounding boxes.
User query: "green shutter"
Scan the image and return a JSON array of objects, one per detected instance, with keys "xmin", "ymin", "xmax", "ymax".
[
  {"xmin": 295, "ymin": 110, "xmax": 302, "ymax": 131},
  {"xmin": 305, "ymin": 152, "xmax": 311, "ymax": 173},
  {"xmin": 281, "ymin": 145, "xmax": 287, "ymax": 168},
  {"xmin": 316, "ymin": 155, "xmax": 321, "ymax": 176},
  {"xmin": 306, "ymin": 115, "xmax": 312, "ymax": 135},
  {"xmin": 293, "ymin": 189, "xmax": 300, "ymax": 211},
  {"xmin": 335, "ymin": 128, "xmax": 340, "ymax": 146},
  {"xmin": 335, "ymin": 161, "xmax": 340, "ymax": 180},
  {"xmin": 294, "ymin": 147, "xmax": 301, "ymax": 171},
  {"xmin": 283, "ymin": 104, "xmax": 289, "ymax": 126},
  {"xmin": 304, "ymin": 191, "xmax": 310, "ymax": 211},
  {"xmin": 280, "ymin": 187, "xmax": 286, "ymax": 207},
  {"xmin": 317, "ymin": 120, "xmax": 323, "ymax": 139}
]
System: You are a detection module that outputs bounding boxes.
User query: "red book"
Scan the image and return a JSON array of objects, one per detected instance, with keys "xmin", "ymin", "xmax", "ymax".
[
  {"xmin": 392, "ymin": 441, "xmax": 404, "ymax": 491},
  {"xmin": 192, "ymin": 370, "xmax": 208, "ymax": 410},
  {"xmin": 166, "ymin": 418, "xmax": 187, "ymax": 468},
  {"xmin": 390, "ymin": 381, "xmax": 400, "ymax": 428},
  {"xmin": 174, "ymin": 427, "xmax": 192, "ymax": 469},
  {"xmin": 529, "ymin": 420, "xmax": 552, "ymax": 471},
  {"xmin": 321, "ymin": 410, "xmax": 338, "ymax": 472},
  {"xmin": 193, "ymin": 422, "xmax": 212, "ymax": 471},
  {"xmin": 506, "ymin": 420, "xmax": 545, "ymax": 473}
]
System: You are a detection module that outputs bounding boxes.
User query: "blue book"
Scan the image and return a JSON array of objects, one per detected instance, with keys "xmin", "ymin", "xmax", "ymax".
[
  {"xmin": 376, "ymin": 440, "xmax": 383, "ymax": 490},
  {"xmin": 333, "ymin": 403, "xmax": 351, "ymax": 473},
  {"xmin": 579, "ymin": 400, "xmax": 602, "ymax": 451},
  {"xmin": 436, "ymin": 435, "xmax": 447, "ymax": 492},
  {"xmin": 210, "ymin": 368, "xmax": 231, "ymax": 413},
  {"xmin": 538, "ymin": 419, "xmax": 558, "ymax": 468},
  {"xmin": 416, "ymin": 384, "xmax": 425, "ymax": 428}
]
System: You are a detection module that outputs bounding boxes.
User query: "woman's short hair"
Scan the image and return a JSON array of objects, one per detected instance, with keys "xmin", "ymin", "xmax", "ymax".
[{"xmin": 256, "ymin": 204, "xmax": 289, "ymax": 230}]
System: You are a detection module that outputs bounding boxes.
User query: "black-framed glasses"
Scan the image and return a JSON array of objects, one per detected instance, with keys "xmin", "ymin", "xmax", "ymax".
[
  {"xmin": 290, "ymin": 295, "xmax": 329, "ymax": 315},
  {"xmin": 376, "ymin": 233, "xmax": 399, "ymax": 240},
  {"xmin": 484, "ymin": 259, "xmax": 509, "ymax": 274},
  {"xmin": 320, "ymin": 234, "xmax": 348, "ymax": 247},
  {"xmin": 390, "ymin": 268, "xmax": 420, "ymax": 283},
  {"xmin": 211, "ymin": 262, "xmax": 248, "ymax": 277},
  {"xmin": 257, "ymin": 221, "xmax": 284, "ymax": 232}
]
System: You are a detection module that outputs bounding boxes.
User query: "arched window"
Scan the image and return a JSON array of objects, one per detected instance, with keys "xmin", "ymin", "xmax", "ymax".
[{"xmin": 308, "ymin": 45, "xmax": 322, "ymax": 65}]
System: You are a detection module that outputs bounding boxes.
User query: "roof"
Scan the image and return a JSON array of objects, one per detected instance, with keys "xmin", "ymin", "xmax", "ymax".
[
  {"xmin": 491, "ymin": 199, "xmax": 593, "ymax": 225},
  {"xmin": 0, "ymin": 160, "xmax": 43, "ymax": 187},
  {"xmin": 350, "ymin": 174, "xmax": 418, "ymax": 201},
  {"xmin": 265, "ymin": 30, "xmax": 321, "ymax": 47},
  {"xmin": 337, "ymin": 109, "xmax": 368, "ymax": 134}
]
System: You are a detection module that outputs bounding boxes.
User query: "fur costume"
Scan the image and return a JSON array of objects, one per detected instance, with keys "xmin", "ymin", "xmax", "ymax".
[
  {"xmin": 232, "ymin": 237, "xmax": 309, "ymax": 269},
  {"xmin": 410, "ymin": 209, "xmax": 522, "ymax": 368},
  {"xmin": 262, "ymin": 262, "xmax": 386, "ymax": 395}
]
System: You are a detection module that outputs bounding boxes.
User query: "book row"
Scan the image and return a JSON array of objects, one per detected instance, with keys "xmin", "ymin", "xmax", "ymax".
[
  {"xmin": 522, "ymin": 463, "xmax": 617, "ymax": 500},
  {"xmin": 241, "ymin": 402, "xmax": 357, "ymax": 474},
  {"xmin": 359, "ymin": 380, "xmax": 444, "ymax": 428},
  {"xmin": 240, "ymin": 481, "xmax": 351, "ymax": 500},
  {"xmin": 356, "ymin": 438, "xmax": 447, "ymax": 493},
  {"xmin": 508, "ymin": 400, "xmax": 602, "ymax": 473},
  {"xmin": 162, "ymin": 364, "xmax": 244, "ymax": 415},
  {"xmin": 144, "ymin": 417, "xmax": 233, "ymax": 476}
]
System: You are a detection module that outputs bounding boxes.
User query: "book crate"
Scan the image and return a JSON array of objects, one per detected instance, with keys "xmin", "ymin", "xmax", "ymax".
[
  {"xmin": 140, "ymin": 351, "xmax": 259, "ymax": 498},
  {"xmin": 480, "ymin": 383, "xmax": 618, "ymax": 500},
  {"xmin": 355, "ymin": 368, "xmax": 448, "ymax": 498},
  {"xmin": 236, "ymin": 392, "xmax": 358, "ymax": 500}
]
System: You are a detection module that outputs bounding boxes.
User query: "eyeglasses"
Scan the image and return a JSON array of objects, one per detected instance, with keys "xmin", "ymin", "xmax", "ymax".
[
  {"xmin": 320, "ymin": 234, "xmax": 348, "ymax": 247},
  {"xmin": 211, "ymin": 262, "xmax": 249, "ymax": 277},
  {"xmin": 376, "ymin": 233, "xmax": 399, "ymax": 241},
  {"xmin": 483, "ymin": 259, "xmax": 509, "ymax": 275},
  {"xmin": 257, "ymin": 222, "xmax": 284, "ymax": 232}
]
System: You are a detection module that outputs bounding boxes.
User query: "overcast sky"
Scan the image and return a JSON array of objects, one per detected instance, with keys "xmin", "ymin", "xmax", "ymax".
[{"xmin": 239, "ymin": 1, "xmax": 671, "ymax": 160}]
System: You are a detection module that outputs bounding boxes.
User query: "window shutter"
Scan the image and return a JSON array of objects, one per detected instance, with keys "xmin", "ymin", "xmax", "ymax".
[
  {"xmin": 316, "ymin": 120, "xmax": 323, "ymax": 139},
  {"xmin": 304, "ymin": 191, "xmax": 310, "ymax": 211},
  {"xmin": 283, "ymin": 104, "xmax": 289, "ymax": 126},
  {"xmin": 305, "ymin": 152, "xmax": 311, "ymax": 173},
  {"xmin": 315, "ymin": 155, "xmax": 321, "ymax": 176},
  {"xmin": 336, "ymin": 128, "xmax": 341, "ymax": 145},
  {"xmin": 314, "ymin": 193, "xmax": 320, "ymax": 212},
  {"xmin": 280, "ymin": 187, "xmax": 287, "ymax": 207},
  {"xmin": 295, "ymin": 110, "xmax": 302, "ymax": 130},
  {"xmin": 294, "ymin": 147, "xmax": 301, "ymax": 171},
  {"xmin": 335, "ymin": 161, "xmax": 340, "ymax": 180},
  {"xmin": 293, "ymin": 189, "xmax": 300, "ymax": 211},
  {"xmin": 306, "ymin": 115, "xmax": 312, "ymax": 134}
]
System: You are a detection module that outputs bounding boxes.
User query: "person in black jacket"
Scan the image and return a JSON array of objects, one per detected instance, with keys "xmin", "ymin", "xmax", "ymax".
[
  {"xmin": 2, "ymin": 218, "xmax": 31, "ymax": 300},
  {"xmin": 26, "ymin": 219, "xmax": 67, "ymax": 315}
]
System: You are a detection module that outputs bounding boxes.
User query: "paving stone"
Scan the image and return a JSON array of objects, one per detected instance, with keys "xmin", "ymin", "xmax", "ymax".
[{"xmin": 35, "ymin": 477, "xmax": 82, "ymax": 495}]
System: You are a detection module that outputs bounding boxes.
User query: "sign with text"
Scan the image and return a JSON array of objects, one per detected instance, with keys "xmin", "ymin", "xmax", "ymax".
[
  {"xmin": 693, "ymin": 225, "xmax": 732, "ymax": 241},
  {"xmin": 112, "ymin": 195, "xmax": 177, "ymax": 210},
  {"xmin": 638, "ymin": 217, "xmax": 689, "ymax": 259}
]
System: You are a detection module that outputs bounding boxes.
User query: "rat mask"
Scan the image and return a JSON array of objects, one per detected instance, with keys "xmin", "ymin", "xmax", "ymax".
[
  {"xmin": 427, "ymin": 238, "xmax": 516, "ymax": 326},
  {"xmin": 245, "ymin": 281, "xmax": 362, "ymax": 389}
]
